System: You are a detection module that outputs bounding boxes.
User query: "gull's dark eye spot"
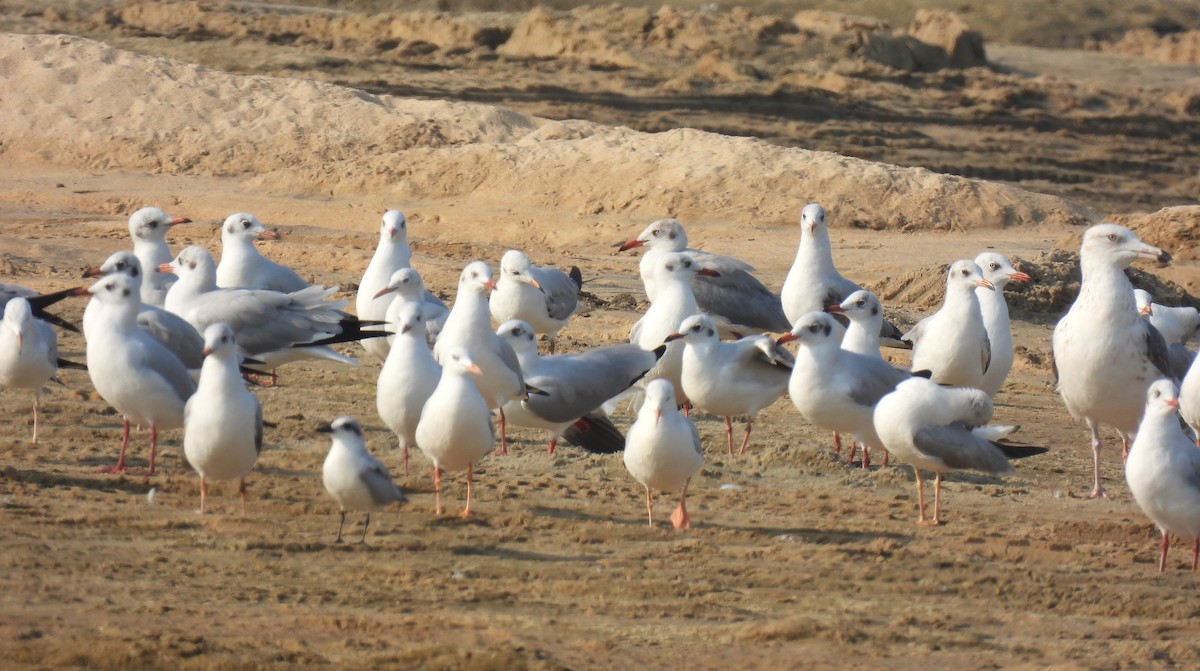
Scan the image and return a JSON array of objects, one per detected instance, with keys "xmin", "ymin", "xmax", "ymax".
[
  {"xmin": 121, "ymin": 289, "xmax": 131, "ymax": 297},
  {"xmin": 856, "ymin": 299, "xmax": 866, "ymax": 308},
  {"xmin": 147, "ymin": 222, "xmax": 157, "ymax": 229},
  {"xmin": 706, "ymin": 328, "xmax": 715, "ymax": 337},
  {"xmin": 1107, "ymin": 233, "xmax": 1117, "ymax": 242},
  {"xmin": 692, "ymin": 322, "xmax": 702, "ymax": 331},
  {"xmin": 511, "ymin": 327, "xmax": 521, "ymax": 336},
  {"xmin": 668, "ymin": 232, "xmax": 677, "ymax": 240},
  {"xmin": 651, "ymin": 229, "xmax": 660, "ymax": 237},
  {"xmin": 960, "ymin": 269, "xmax": 969, "ymax": 276},
  {"xmin": 106, "ymin": 282, "xmax": 116, "ymax": 292},
  {"xmin": 241, "ymin": 220, "xmax": 251, "ymax": 229},
  {"xmin": 188, "ymin": 262, "xmax": 196, "ymax": 270},
  {"xmin": 682, "ymin": 259, "xmax": 692, "ymax": 268},
  {"xmin": 1152, "ymin": 389, "xmax": 1160, "ymax": 398},
  {"xmin": 989, "ymin": 263, "xmax": 999, "ymax": 270},
  {"xmin": 130, "ymin": 267, "xmax": 139, "ymax": 277},
  {"xmin": 665, "ymin": 263, "xmax": 674, "ymax": 271}
]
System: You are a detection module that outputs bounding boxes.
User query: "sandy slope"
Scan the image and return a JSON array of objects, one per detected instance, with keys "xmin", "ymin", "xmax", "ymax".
[{"xmin": 0, "ymin": 22, "xmax": 1198, "ymax": 671}]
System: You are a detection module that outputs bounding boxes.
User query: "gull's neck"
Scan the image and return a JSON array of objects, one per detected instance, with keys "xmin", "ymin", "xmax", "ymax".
[{"xmin": 1078, "ymin": 257, "xmax": 1136, "ymax": 318}]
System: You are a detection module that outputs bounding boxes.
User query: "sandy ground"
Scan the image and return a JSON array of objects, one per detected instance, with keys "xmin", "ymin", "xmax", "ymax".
[{"xmin": 1, "ymin": 2, "xmax": 1200, "ymax": 669}]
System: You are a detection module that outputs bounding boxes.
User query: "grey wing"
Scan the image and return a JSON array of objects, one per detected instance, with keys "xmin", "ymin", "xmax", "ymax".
[
  {"xmin": 688, "ymin": 417, "xmax": 703, "ymax": 457},
  {"xmin": 847, "ymin": 355, "xmax": 911, "ymax": 407},
  {"xmin": 912, "ymin": 424, "xmax": 1015, "ymax": 474},
  {"xmin": 253, "ymin": 397, "xmax": 264, "ymax": 454},
  {"xmin": 690, "ymin": 269, "xmax": 791, "ymax": 333},
  {"xmin": 495, "ymin": 337, "xmax": 525, "ymax": 388},
  {"xmin": 360, "ymin": 455, "xmax": 403, "ymax": 506},
  {"xmin": 138, "ymin": 306, "xmax": 205, "ymax": 368},
  {"xmin": 134, "ymin": 336, "xmax": 196, "ymax": 403},
  {"xmin": 1142, "ymin": 321, "xmax": 1176, "ymax": 382},
  {"xmin": 738, "ymin": 336, "xmax": 794, "ymax": 379},
  {"xmin": 188, "ymin": 290, "xmax": 340, "ymax": 354},
  {"xmin": 1168, "ymin": 344, "xmax": 1194, "ymax": 381},
  {"xmin": 36, "ymin": 320, "xmax": 58, "ymax": 370},
  {"xmin": 531, "ymin": 265, "xmax": 580, "ymax": 321},
  {"xmin": 526, "ymin": 346, "xmax": 658, "ymax": 422},
  {"xmin": 0, "ymin": 284, "xmax": 37, "ymax": 304},
  {"xmin": 902, "ymin": 315, "xmax": 930, "ymax": 347},
  {"xmin": 981, "ymin": 328, "xmax": 991, "ymax": 375},
  {"xmin": 260, "ymin": 259, "xmax": 310, "ymax": 294}
]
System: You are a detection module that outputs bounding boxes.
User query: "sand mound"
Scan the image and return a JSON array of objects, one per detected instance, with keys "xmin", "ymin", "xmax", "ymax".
[
  {"xmin": 0, "ymin": 32, "xmax": 1092, "ymax": 232},
  {"xmin": 1095, "ymin": 27, "xmax": 1200, "ymax": 65}
]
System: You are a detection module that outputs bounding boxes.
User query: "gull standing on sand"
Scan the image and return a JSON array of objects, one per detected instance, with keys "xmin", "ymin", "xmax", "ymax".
[
  {"xmin": 216, "ymin": 212, "xmax": 308, "ymax": 293},
  {"xmin": 415, "ymin": 347, "xmax": 495, "ymax": 517},
  {"xmin": 84, "ymin": 274, "xmax": 196, "ymax": 474},
  {"xmin": 618, "ymin": 218, "xmax": 789, "ymax": 335},
  {"xmin": 183, "ymin": 324, "xmax": 263, "ymax": 515},
  {"xmin": 496, "ymin": 320, "xmax": 640, "ymax": 454},
  {"xmin": 320, "ymin": 416, "xmax": 406, "ymax": 543},
  {"xmin": 433, "ymin": 261, "xmax": 527, "ymax": 454},
  {"xmin": 1124, "ymin": 379, "xmax": 1200, "ymax": 571},
  {"xmin": 781, "ymin": 203, "xmax": 865, "ymax": 324},
  {"xmin": 377, "ymin": 303, "xmax": 441, "ymax": 476},
  {"xmin": 127, "ymin": 206, "xmax": 190, "ymax": 307},
  {"xmin": 359, "ymin": 214, "xmax": 449, "ymax": 355},
  {"xmin": 826, "ymin": 289, "xmax": 890, "ymax": 459},
  {"xmin": 489, "ymin": 249, "xmax": 582, "ymax": 353},
  {"xmin": 163, "ymin": 246, "xmax": 366, "ymax": 374},
  {"xmin": 630, "ymin": 252, "xmax": 717, "ymax": 406},
  {"xmin": 904, "ymin": 260, "xmax": 994, "ymax": 388},
  {"xmin": 780, "ymin": 312, "xmax": 909, "ymax": 468},
  {"xmin": 0, "ymin": 298, "xmax": 60, "ymax": 444},
  {"xmin": 83, "ymin": 251, "xmax": 206, "ymax": 369},
  {"xmin": 624, "ymin": 379, "xmax": 704, "ymax": 529},
  {"xmin": 375, "ymin": 268, "xmax": 449, "ymax": 349},
  {"xmin": 667, "ymin": 314, "xmax": 792, "ymax": 456},
  {"xmin": 874, "ymin": 376, "xmax": 1043, "ymax": 525},
  {"xmin": 975, "ymin": 253, "xmax": 1032, "ymax": 397},
  {"xmin": 1052, "ymin": 224, "xmax": 1172, "ymax": 498}
]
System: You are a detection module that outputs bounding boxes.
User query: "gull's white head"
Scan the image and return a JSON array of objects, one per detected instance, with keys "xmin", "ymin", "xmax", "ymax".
[
  {"xmin": 458, "ymin": 261, "xmax": 495, "ymax": 295},
  {"xmin": 380, "ymin": 210, "xmax": 407, "ymax": 243},
  {"xmin": 86, "ymin": 273, "xmax": 139, "ymax": 306},
  {"xmin": 318, "ymin": 416, "xmax": 366, "ymax": 449},
  {"xmin": 974, "ymin": 253, "xmax": 1031, "ymax": 289},
  {"xmin": 442, "ymin": 346, "xmax": 482, "ymax": 377},
  {"xmin": 201, "ymin": 323, "xmax": 238, "ymax": 358},
  {"xmin": 221, "ymin": 213, "xmax": 277, "ymax": 244},
  {"xmin": 395, "ymin": 302, "xmax": 428, "ymax": 337},
  {"xmin": 778, "ymin": 311, "xmax": 843, "ymax": 348},
  {"xmin": 164, "ymin": 245, "xmax": 217, "ymax": 278},
  {"xmin": 800, "ymin": 203, "xmax": 827, "ymax": 236},
  {"xmin": 634, "ymin": 218, "xmax": 688, "ymax": 252},
  {"xmin": 497, "ymin": 319, "xmax": 538, "ymax": 354},
  {"xmin": 1143, "ymin": 378, "xmax": 1181, "ymax": 418},
  {"xmin": 3, "ymin": 297, "xmax": 33, "ymax": 347},
  {"xmin": 128, "ymin": 206, "xmax": 189, "ymax": 243},
  {"xmin": 653, "ymin": 252, "xmax": 717, "ymax": 282},
  {"xmin": 499, "ymin": 250, "xmax": 540, "ymax": 289},
  {"xmin": 946, "ymin": 260, "xmax": 993, "ymax": 293},
  {"xmin": 1081, "ymin": 224, "xmax": 1169, "ymax": 270},
  {"xmin": 666, "ymin": 313, "xmax": 717, "ymax": 345},
  {"xmin": 641, "ymin": 378, "xmax": 678, "ymax": 424},
  {"xmin": 830, "ymin": 289, "xmax": 882, "ymax": 323},
  {"xmin": 85, "ymin": 251, "xmax": 144, "ymax": 287},
  {"xmin": 374, "ymin": 268, "xmax": 426, "ymax": 300}
]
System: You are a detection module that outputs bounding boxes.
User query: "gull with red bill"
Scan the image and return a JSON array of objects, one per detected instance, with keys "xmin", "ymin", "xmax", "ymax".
[
  {"xmin": 127, "ymin": 206, "xmax": 191, "ymax": 308},
  {"xmin": 617, "ymin": 217, "xmax": 789, "ymax": 337},
  {"xmin": 216, "ymin": 212, "xmax": 309, "ymax": 293},
  {"xmin": 974, "ymin": 253, "xmax": 1033, "ymax": 397},
  {"xmin": 903, "ymin": 260, "xmax": 995, "ymax": 389},
  {"xmin": 489, "ymin": 249, "xmax": 582, "ymax": 354}
]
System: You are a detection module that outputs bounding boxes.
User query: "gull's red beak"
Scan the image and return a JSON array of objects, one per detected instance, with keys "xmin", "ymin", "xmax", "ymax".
[
  {"xmin": 373, "ymin": 286, "xmax": 396, "ymax": 299},
  {"xmin": 82, "ymin": 267, "xmax": 103, "ymax": 278},
  {"xmin": 465, "ymin": 364, "xmax": 483, "ymax": 376},
  {"xmin": 654, "ymin": 409, "xmax": 661, "ymax": 425},
  {"xmin": 976, "ymin": 279, "xmax": 995, "ymax": 291},
  {"xmin": 258, "ymin": 229, "xmax": 281, "ymax": 241},
  {"xmin": 825, "ymin": 304, "xmax": 845, "ymax": 314},
  {"xmin": 1139, "ymin": 304, "xmax": 1153, "ymax": 317},
  {"xmin": 664, "ymin": 332, "xmax": 684, "ymax": 343},
  {"xmin": 202, "ymin": 346, "xmax": 213, "ymax": 357},
  {"xmin": 528, "ymin": 277, "xmax": 543, "ymax": 291},
  {"xmin": 776, "ymin": 332, "xmax": 798, "ymax": 345},
  {"xmin": 157, "ymin": 262, "xmax": 174, "ymax": 273},
  {"xmin": 168, "ymin": 216, "xmax": 191, "ymax": 226},
  {"xmin": 1008, "ymin": 271, "xmax": 1032, "ymax": 283},
  {"xmin": 1167, "ymin": 398, "xmax": 1180, "ymax": 409},
  {"xmin": 483, "ymin": 279, "xmax": 497, "ymax": 292},
  {"xmin": 696, "ymin": 268, "xmax": 720, "ymax": 277},
  {"xmin": 617, "ymin": 239, "xmax": 644, "ymax": 252}
]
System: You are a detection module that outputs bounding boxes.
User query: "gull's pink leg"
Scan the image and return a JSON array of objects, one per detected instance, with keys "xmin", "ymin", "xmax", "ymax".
[
  {"xmin": 199, "ymin": 476, "xmax": 208, "ymax": 515},
  {"xmin": 497, "ymin": 408, "xmax": 508, "ymax": 456},
  {"xmin": 846, "ymin": 442, "xmax": 857, "ymax": 465},
  {"xmin": 724, "ymin": 417, "xmax": 734, "ymax": 456},
  {"xmin": 645, "ymin": 488, "xmax": 654, "ymax": 527},
  {"xmin": 548, "ymin": 437, "xmax": 557, "ymax": 455},
  {"xmin": 930, "ymin": 472, "xmax": 944, "ymax": 525},
  {"xmin": 1159, "ymin": 531, "xmax": 1170, "ymax": 573},
  {"xmin": 433, "ymin": 467, "xmax": 443, "ymax": 515},
  {"xmin": 459, "ymin": 463, "xmax": 474, "ymax": 518},
  {"xmin": 914, "ymin": 468, "xmax": 928, "ymax": 525},
  {"xmin": 670, "ymin": 479, "xmax": 692, "ymax": 530},
  {"xmin": 1087, "ymin": 421, "xmax": 1106, "ymax": 498},
  {"xmin": 738, "ymin": 419, "xmax": 752, "ymax": 456},
  {"xmin": 862, "ymin": 444, "xmax": 871, "ymax": 470},
  {"xmin": 832, "ymin": 431, "xmax": 842, "ymax": 456},
  {"xmin": 100, "ymin": 420, "xmax": 132, "ymax": 474},
  {"xmin": 146, "ymin": 424, "xmax": 159, "ymax": 476},
  {"xmin": 881, "ymin": 449, "xmax": 890, "ymax": 468}
]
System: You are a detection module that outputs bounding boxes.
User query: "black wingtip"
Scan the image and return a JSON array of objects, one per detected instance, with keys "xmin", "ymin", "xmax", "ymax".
[
  {"xmin": 562, "ymin": 415, "xmax": 625, "ymax": 454},
  {"xmin": 300, "ymin": 319, "xmax": 392, "ymax": 347},
  {"xmin": 55, "ymin": 357, "xmax": 87, "ymax": 371},
  {"xmin": 526, "ymin": 384, "xmax": 550, "ymax": 397},
  {"xmin": 569, "ymin": 266, "xmax": 583, "ymax": 291},
  {"xmin": 652, "ymin": 344, "xmax": 667, "ymax": 359},
  {"xmin": 912, "ymin": 369, "xmax": 933, "ymax": 379},
  {"xmin": 995, "ymin": 443, "xmax": 1049, "ymax": 460}
]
